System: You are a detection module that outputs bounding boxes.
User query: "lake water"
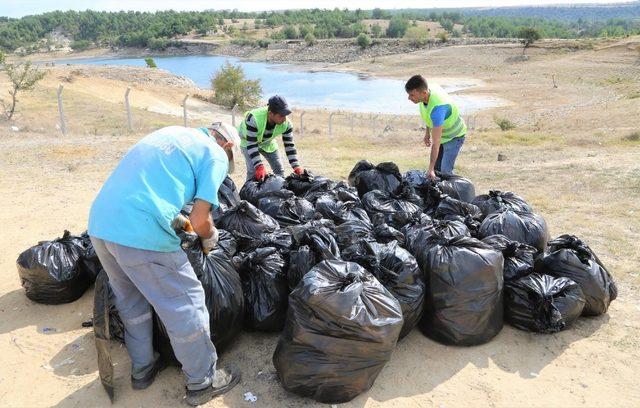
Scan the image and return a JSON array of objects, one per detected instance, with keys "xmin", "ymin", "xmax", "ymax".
[{"xmin": 56, "ymin": 54, "xmax": 506, "ymax": 115}]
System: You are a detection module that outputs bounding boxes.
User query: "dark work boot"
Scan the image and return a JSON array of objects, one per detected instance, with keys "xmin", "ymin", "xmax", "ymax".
[
  {"xmin": 131, "ymin": 356, "xmax": 167, "ymax": 390},
  {"xmin": 185, "ymin": 366, "xmax": 241, "ymax": 406}
]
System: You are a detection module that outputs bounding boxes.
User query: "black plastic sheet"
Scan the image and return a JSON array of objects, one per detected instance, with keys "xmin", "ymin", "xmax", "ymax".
[
  {"xmin": 234, "ymin": 247, "xmax": 289, "ymax": 331},
  {"xmin": 342, "ymin": 241, "xmax": 424, "ymax": 339},
  {"xmin": 80, "ymin": 231, "xmax": 102, "ymax": 282},
  {"xmin": 481, "ymin": 234, "xmax": 537, "ymax": 281},
  {"xmin": 17, "ymin": 230, "xmax": 92, "ymax": 304},
  {"xmin": 217, "ymin": 200, "xmax": 279, "ymax": 240},
  {"xmin": 257, "ymin": 190, "xmax": 316, "ymax": 227},
  {"xmin": 419, "ymin": 235, "xmax": 504, "ymax": 346},
  {"xmin": 534, "ymin": 235, "xmax": 617, "ymax": 316},
  {"xmin": 348, "ymin": 160, "xmax": 402, "ymax": 197},
  {"xmin": 273, "ymin": 260, "xmax": 403, "ymax": 403},
  {"xmin": 478, "ymin": 208, "xmax": 549, "ymax": 252},
  {"xmin": 239, "ymin": 174, "xmax": 286, "ymax": 205},
  {"xmin": 505, "ymin": 273, "xmax": 585, "ymax": 333},
  {"xmin": 472, "ymin": 190, "xmax": 533, "ymax": 220}
]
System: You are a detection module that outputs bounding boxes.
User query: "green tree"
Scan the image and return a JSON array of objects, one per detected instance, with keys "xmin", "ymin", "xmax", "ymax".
[
  {"xmin": 211, "ymin": 62, "xmax": 262, "ymax": 110},
  {"xmin": 283, "ymin": 25, "xmax": 298, "ymax": 39},
  {"xmin": 304, "ymin": 32, "xmax": 316, "ymax": 46},
  {"xmin": 371, "ymin": 23, "xmax": 382, "ymax": 38},
  {"xmin": 518, "ymin": 27, "xmax": 541, "ymax": 54},
  {"xmin": 1, "ymin": 61, "xmax": 46, "ymax": 120},
  {"xmin": 145, "ymin": 57, "xmax": 157, "ymax": 68},
  {"xmin": 356, "ymin": 33, "xmax": 371, "ymax": 49},
  {"xmin": 386, "ymin": 17, "xmax": 409, "ymax": 38}
]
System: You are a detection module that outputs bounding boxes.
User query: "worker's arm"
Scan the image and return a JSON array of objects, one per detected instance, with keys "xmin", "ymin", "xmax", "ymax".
[
  {"xmin": 282, "ymin": 123, "xmax": 303, "ymax": 174},
  {"xmin": 190, "ymin": 199, "xmax": 219, "ymax": 253},
  {"xmin": 427, "ymin": 126, "xmax": 443, "ymax": 180},
  {"xmin": 244, "ymin": 114, "xmax": 264, "ymax": 170},
  {"xmin": 423, "ymin": 127, "xmax": 431, "ymax": 147}
]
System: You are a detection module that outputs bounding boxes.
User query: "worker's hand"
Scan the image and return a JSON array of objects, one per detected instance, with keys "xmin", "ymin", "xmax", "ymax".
[
  {"xmin": 254, "ymin": 164, "xmax": 267, "ymax": 181},
  {"xmin": 171, "ymin": 214, "xmax": 193, "ymax": 232},
  {"xmin": 201, "ymin": 227, "xmax": 219, "ymax": 255},
  {"xmin": 293, "ymin": 166, "xmax": 304, "ymax": 175},
  {"xmin": 423, "ymin": 134, "xmax": 431, "ymax": 147},
  {"xmin": 427, "ymin": 170, "xmax": 437, "ymax": 181}
]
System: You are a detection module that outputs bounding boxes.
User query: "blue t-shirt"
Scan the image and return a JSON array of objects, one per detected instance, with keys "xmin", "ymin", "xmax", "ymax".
[
  {"xmin": 88, "ymin": 126, "xmax": 229, "ymax": 252},
  {"xmin": 430, "ymin": 104, "xmax": 452, "ymax": 127}
]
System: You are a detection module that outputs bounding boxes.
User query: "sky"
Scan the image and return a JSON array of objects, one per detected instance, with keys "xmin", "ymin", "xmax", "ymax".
[{"xmin": 0, "ymin": 0, "xmax": 634, "ymax": 18}]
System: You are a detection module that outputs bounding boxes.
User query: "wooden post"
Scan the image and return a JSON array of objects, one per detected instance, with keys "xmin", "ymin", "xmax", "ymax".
[
  {"xmin": 56, "ymin": 84, "xmax": 67, "ymax": 137},
  {"xmin": 125, "ymin": 87, "xmax": 132, "ymax": 131},
  {"xmin": 182, "ymin": 94, "xmax": 189, "ymax": 127},
  {"xmin": 350, "ymin": 114, "xmax": 355, "ymax": 134},
  {"xmin": 329, "ymin": 112, "xmax": 338, "ymax": 138},
  {"xmin": 299, "ymin": 111, "xmax": 306, "ymax": 136},
  {"xmin": 231, "ymin": 104, "xmax": 239, "ymax": 127}
]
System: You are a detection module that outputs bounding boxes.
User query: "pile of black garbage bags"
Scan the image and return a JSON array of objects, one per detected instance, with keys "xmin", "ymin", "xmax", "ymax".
[{"xmin": 17, "ymin": 159, "xmax": 618, "ymax": 404}]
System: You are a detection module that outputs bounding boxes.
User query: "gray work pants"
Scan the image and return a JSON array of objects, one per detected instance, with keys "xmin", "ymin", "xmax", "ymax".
[
  {"xmin": 90, "ymin": 237, "xmax": 217, "ymax": 391},
  {"xmin": 241, "ymin": 146, "xmax": 284, "ymax": 181}
]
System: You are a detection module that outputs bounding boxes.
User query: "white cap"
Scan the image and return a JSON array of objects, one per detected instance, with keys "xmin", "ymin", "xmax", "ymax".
[{"xmin": 209, "ymin": 121, "xmax": 241, "ymax": 173}]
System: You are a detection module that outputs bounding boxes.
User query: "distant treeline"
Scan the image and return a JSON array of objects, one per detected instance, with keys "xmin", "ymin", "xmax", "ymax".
[{"xmin": 1, "ymin": 7, "xmax": 639, "ymax": 52}]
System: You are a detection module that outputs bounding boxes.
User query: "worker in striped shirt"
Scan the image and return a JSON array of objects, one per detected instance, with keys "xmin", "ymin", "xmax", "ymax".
[{"xmin": 237, "ymin": 95, "xmax": 304, "ymax": 181}]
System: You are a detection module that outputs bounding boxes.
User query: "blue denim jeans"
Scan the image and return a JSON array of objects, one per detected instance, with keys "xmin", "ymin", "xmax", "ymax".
[
  {"xmin": 90, "ymin": 237, "xmax": 217, "ymax": 391},
  {"xmin": 241, "ymin": 147, "xmax": 284, "ymax": 181},
  {"xmin": 435, "ymin": 136, "xmax": 466, "ymax": 174}
]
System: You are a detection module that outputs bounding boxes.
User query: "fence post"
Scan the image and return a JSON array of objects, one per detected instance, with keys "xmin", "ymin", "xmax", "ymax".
[
  {"xmin": 231, "ymin": 104, "xmax": 239, "ymax": 126},
  {"xmin": 56, "ymin": 84, "xmax": 67, "ymax": 137},
  {"xmin": 182, "ymin": 94, "xmax": 189, "ymax": 127},
  {"xmin": 299, "ymin": 111, "xmax": 306, "ymax": 136},
  {"xmin": 124, "ymin": 87, "xmax": 132, "ymax": 131},
  {"xmin": 329, "ymin": 112, "xmax": 338, "ymax": 138},
  {"xmin": 350, "ymin": 114, "xmax": 355, "ymax": 134},
  {"xmin": 370, "ymin": 113, "xmax": 376, "ymax": 136}
]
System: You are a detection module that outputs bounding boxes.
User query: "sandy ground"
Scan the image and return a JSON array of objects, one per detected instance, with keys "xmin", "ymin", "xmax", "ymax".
[{"xmin": 1, "ymin": 38, "xmax": 639, "ymax": 407}]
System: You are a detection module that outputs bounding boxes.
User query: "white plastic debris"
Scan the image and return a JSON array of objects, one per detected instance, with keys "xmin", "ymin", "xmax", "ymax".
[
  {"xmin": 10, "ymin": 126, "xmax": 19, "ymax": 132},
  {"xmin": 243, "ymin": 392, "xmax": 258, "ymax": 403}
]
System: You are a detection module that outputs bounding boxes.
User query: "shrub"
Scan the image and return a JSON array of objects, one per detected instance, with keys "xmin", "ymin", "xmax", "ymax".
[
  {"xmin": 304, "ymin": 33, "xmax": 316, "ymax": 46},
  {"xmin": 495, "ymin": 117, "xmax": 516, "ymax": 131},
  {"xmin": 437, "ymin": 32, "xmax": 449, "ymax": 43},
  {"xmin": 71, "ymin": 39, "xmax": 92, "ymax": 51},
  {"xmin": 211, "ymin": 62, "xmax": 262, "ymax": 110},
  {"xmin": 356, "ymin": 33, "xmax": 372, "ymax": 49},
  {"xmin": 144, "ymin": 58, "xmax": 157, "ymax": 68}
]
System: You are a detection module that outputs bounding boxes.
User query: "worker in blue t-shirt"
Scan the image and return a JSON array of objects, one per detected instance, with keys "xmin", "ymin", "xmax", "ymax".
[
  {"xmin": 405, "ymin": 75, "xmax": 467, "ymax": 180},
  {"xmin": 88, "ymin": 124, "xmax": 241, "ymax": 406}
]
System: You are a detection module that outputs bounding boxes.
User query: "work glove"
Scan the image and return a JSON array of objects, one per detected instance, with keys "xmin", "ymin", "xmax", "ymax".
[
  {"xmin": 293, "ymin": 166, "xmax": 304, "ymax": 175},
  {"xmin": 171, "ymin": 214, "xmax": 193, "ymax": 232},
  {"xmin": 254, "ymin": 164, "xmax": 267, "ymax": 181},
  {"xmin": 201, "ymin": 227, "xmax": 219, "ymax": 255}
]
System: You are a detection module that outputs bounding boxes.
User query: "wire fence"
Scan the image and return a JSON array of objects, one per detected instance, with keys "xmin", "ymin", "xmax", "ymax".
[{"xmin": 47, "ymin": 84, "xmax": 478, "ymax": 138}]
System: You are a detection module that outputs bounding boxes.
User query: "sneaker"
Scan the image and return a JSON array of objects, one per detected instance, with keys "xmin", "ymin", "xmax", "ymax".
[
  {"xmin": 185, "ymin": 366, "xmax": 241, "ymax": 406},
  {"xmin": 131, "ymin": 357, "xmax": 166, "ymax": 390}
]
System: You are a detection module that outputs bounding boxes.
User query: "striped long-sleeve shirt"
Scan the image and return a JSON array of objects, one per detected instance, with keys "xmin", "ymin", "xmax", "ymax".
[{"xmin": 244, "ymin": 113, "xmax": 300, "ymax": 169}]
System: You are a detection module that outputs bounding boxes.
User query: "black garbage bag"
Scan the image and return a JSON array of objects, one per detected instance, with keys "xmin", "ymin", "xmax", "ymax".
[
  {"xmin": 478, "ymin": 208, "xmax": 549, "ymax": 252},
  {"xmin": 362, "ymin": 189, "xmax": 423, "ymax": 229},
  {"xmin": 315, "ymin": 194, "xmax": 370, "ymax": 225},
  {"xmin": 434, "ymin": 172, "xmax": 476, "ymax": 203},
  {"xmin": 17, "ymin": 230, "xmax": 92, "ymax": 304},
  {"xmin": 348, "ymin": 160, "xmax": 402, "ymax": 197},
  {"xmin": 305, "ymin": 181, "xmax": 360, "ymax": 205},
  {"xmin": 287, "ymin": 245, "xmax": 317, "ymax": 290},
  {"xmin": 235, "ymin": 230, "xmax": 294, "ymax": 257},
  {"xmin": 284, "ymin": 170, "xmax": 334, "ymax": 197},
  {"xmin": 335, "ymin": 219, "xmax": 375, "ymax": 249},
  {"xmin": 234, "ymin": 247, "xmax": 289, "ymax": 331},
  {"xmin": 181, "ymin": 176, "xmax": 241, "ymax": 222},
  {"xmin": 257, "ymin": 190, "xmax": 316, "ymax": 227},
  {"xmin": 402, "ymin": 218, "xmax": 470, "ymax": 269},
  {"xmin": 216, "ymin": 229, "xmax": 238, "ymax": 258},
  {"xmin": 472, "ymin": 190, "xmax": 533, "ymax": 220},
  {"xmin": 419, "ymin": 235, "xmax": 504, "ymax": 346},
  {"xmin": 79, "ymin": 231, "xmax": 102, "ymax": 282},
  {"xmin": 433, "ymin": 195, "xmax": 483, "ymax": 235},
  {"xmin": 482, "ymin": 234, "xmax": 537, "ymax": 281},
  {"xmin": 373, "ymin": 222, "xmax": 405, "ymax": 246},
  {"xmin": 273, "ymin": 260, "xmax": 403, "ymax": 404},
  {"xmin": 217, "ymin": 200, "xmax": 279, "ymax": 240},
  {"xmin": 93, "ymin": 268, "xmax": 123, "ymax": 401},
  {"xmin": 342, "ymin": 241, "xmax": 424, "ymax": 339},
  {"xmin": 154, "ymin": 232, "xmax": 245, "ymax": 363},
  {"xmin": 290, "ymin": 220, "xmax": 341, "ymax": 261},
  {"xmin": 392, "ymin": 181, "xmax": 425, "ymax": 209},
  {"xmin": 505, "ymin": 273, "xmax": 585, "ymax": 333},
  {"xmin": 239, "ymin": 174, "xmax": 286, "ymax": 205},
  {"xmin": 534, "ymin": 235, "xmax": 617, "ymax": 316}
]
